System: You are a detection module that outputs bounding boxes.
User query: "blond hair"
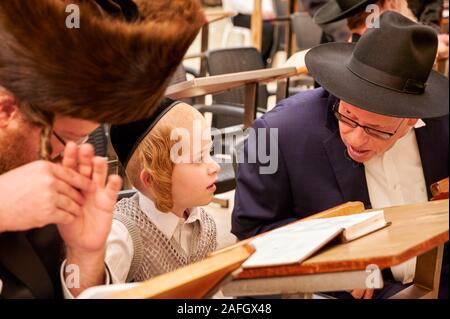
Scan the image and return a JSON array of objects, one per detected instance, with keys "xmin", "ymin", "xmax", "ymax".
[
  {"xmin": 125, "ymin": 103, "xmax": 205, "ymax": 213},
  {"xmin": 126, "ymin": 124, "xmax": 179, "ymax": 212}
]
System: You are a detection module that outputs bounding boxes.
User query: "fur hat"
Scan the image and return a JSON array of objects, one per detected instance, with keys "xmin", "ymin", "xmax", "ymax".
[{"xmin": 0, "ymin": 0, "xmax": 205, "ymax": 124}]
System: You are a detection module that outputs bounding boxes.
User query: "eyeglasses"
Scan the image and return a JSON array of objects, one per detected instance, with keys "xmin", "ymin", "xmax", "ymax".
[
  {"xmin": 333, "ymin": 102, "xmax": 404, "ymax": 141},
  {"xmin": 53, "ymin": 130, "xmax": 90, "ymax": 147}
]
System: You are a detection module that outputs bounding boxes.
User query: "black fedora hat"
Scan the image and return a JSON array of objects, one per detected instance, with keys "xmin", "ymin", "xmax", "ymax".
[
  {"xmin": 305, "ymin": 11, "xmax": 449, "ymax": 119},
  {"xmin": 314, "ymin": 0, "xmax": 378, "ymax": 25}
]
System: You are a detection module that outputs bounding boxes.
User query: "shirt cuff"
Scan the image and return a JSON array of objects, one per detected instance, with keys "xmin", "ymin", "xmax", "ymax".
[{"xmin": 60, "ymin": 259, "xmax": 112, "ymax": 299}]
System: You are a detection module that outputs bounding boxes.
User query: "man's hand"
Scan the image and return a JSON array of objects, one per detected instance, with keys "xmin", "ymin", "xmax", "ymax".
[
  {"xmin": 438, "ymin": 34, "xmax": 449, "ymax": 47},
  {"xmin": 0, "ymin": 160, "xmax": 93, "ymax": 233},
  {"xmin": 58, "ymin": 143, "xmax": 122, "ymax": 254},
  {"xmin": 58, "ymin": 142, "xmax": 122, "ymax": 296},
  {"xmin": 437, "ymin": 34, "xmax": 449, "ymax": 60}
]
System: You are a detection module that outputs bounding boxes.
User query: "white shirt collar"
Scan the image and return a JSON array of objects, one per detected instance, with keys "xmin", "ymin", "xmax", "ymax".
[
  {"xmin": 137, "ymin": 191, "xmax": 202, "ymax": 239},
  {"xmin": 415, "ymin": 119, "xmax": 426, "ymax": 129},
  {"xmin": 364, "ymin": 119, "xmax": 426, "ymax": 168}
]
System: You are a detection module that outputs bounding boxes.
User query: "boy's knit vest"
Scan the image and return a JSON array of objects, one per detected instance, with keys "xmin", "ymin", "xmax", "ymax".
[{"xmin": 114, "ymin": 194, "xmax": 217, "ymax": 282}]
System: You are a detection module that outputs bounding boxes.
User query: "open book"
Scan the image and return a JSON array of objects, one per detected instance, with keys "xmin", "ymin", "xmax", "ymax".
[
  {"xmin": 242, "ymin": 210, "xmax": 388, "ymax": 269},
  {"xmin": 77, "ymin": 203, "xmax": 388, "ymax": 298}
]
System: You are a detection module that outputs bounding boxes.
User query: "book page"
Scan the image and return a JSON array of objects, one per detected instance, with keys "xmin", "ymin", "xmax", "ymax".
[
  {"xmin": 243, "ymin": 227, "xmax": 343, "ymax": 268},
  {"xmin": 243, "ymin": 211, "xmax": 384, "ymax": 268},
  {"xmin": 277, "ymin": 211, "xmax": 384, "ymax": 233}
]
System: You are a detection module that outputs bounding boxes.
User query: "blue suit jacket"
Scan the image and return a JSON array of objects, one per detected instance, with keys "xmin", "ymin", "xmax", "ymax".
[{"xmin": 232, "ymin": 88, "xmax": 449, "ymax": 240}]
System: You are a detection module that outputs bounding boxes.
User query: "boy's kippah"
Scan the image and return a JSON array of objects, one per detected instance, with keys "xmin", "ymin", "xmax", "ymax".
[{"xmin": 110, "ymin": 99, "xmax": 181, "ymax": 168}]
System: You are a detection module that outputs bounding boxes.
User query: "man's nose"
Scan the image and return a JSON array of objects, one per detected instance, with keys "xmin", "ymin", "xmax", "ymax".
[{"xmin": 346, "ymin": 126, "xmax": 369, "ymax": 146}]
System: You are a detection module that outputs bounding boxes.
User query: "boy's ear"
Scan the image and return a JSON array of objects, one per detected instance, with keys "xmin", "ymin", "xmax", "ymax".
[
  {"xmin": 0, "ymin": 92, "xmax": 19, "ymax": 128},
  {"xmin": 140, "ymin": 169, "xmax": 152, "ymax": 188}
]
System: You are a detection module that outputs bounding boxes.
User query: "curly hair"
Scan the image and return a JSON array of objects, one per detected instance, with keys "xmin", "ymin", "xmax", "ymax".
[{"xmin": 126, "ymin": 125, "xmax": 180, "ymax": 212}]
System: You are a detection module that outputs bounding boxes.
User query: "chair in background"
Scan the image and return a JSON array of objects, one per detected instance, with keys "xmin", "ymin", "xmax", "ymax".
[
  {"xmin": 269, "ymin": 0, "xmax": 290, "ymax": 58},
  {"xmin": 86, "ymin": 123, "xmax": 121, "ymax": 178},
  {"xmin": 87, "ymin": 124, "xmax": 109, "ymax": 158},
  {"xmin": 291, "ymin": 12, "xmax": 322, "ymax": 51},
  {"xmin": 202, "ymin": 47, "xmax": 270, "ymax": 128},
  {"xmin": 289, "ymin": 12, "xmax": 322, "ymax": 88}
]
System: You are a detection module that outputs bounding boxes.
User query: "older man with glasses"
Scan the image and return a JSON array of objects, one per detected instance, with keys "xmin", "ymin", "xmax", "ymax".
[{"xmin": 232, "ymin": 12, "xmax": 449, "ymax": 299}]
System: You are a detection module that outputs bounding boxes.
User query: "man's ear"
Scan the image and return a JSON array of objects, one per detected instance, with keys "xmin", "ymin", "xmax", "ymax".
[
  {"xmin": 140, "ymin": 169, "xmax": 152, "ymax": 188},
  {"xmin": 0, "ymin": 92, "xmax": 19, "ymax": 127}
]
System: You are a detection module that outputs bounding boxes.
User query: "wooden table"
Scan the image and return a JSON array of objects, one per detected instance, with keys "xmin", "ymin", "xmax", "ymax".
[
  {"xmin": 165, "ymin": 65, "xmax": 305, "ymax": 128},
  {"xmin": 221, "ymin": 200, "xmax": 449, "ymax": 299}
]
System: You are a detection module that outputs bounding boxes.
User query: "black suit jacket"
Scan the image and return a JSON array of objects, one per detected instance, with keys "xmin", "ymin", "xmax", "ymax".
[{"xmin": 0, "ymin": 226, "xmax": 63, "ymax": 299}]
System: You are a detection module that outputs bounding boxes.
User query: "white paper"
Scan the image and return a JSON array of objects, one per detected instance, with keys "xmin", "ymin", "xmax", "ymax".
[
  {"xmin": 243, "ymin": 227, "xmax": 343, "ymax": 268},
  {"xmin": 243, "ymin": 211, "xmax": 384, "ymax": 268}
]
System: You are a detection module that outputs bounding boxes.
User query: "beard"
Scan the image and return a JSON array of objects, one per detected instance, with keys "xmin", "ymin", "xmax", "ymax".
[{"xmin": 0, "ymin": 123, "xmax": 40, "ymax": 175}]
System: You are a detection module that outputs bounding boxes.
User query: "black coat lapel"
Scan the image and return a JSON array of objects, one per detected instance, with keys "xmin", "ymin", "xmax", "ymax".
[
  {"xmin": 323, "ymin": 131, "xmax": 372, "ymax": 209},
  {"xmin": 0, "ymin": 231, "xmax": 54, "ymax": 298},
  {"xmin": 415, "ymin": 117, "xmax": 449, "ymax": 199},
  {"xmin": 322, "ymin": 97, "xmax": 371, "ymax": 208}
]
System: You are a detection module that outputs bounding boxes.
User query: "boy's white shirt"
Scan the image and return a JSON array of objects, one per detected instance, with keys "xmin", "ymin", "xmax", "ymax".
[
  {"xmin": 61, "ymin": 191, "xmax": 203, "ymax": 298},
  {"xmin": 106, "ymin": 192, "xmax": 203, "ymax": 283}
]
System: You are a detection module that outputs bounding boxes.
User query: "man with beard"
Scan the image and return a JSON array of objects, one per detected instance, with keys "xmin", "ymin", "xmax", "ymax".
[{"xmin": 0, "ymin": 0, "xmax": 205, "ymax": 298}]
